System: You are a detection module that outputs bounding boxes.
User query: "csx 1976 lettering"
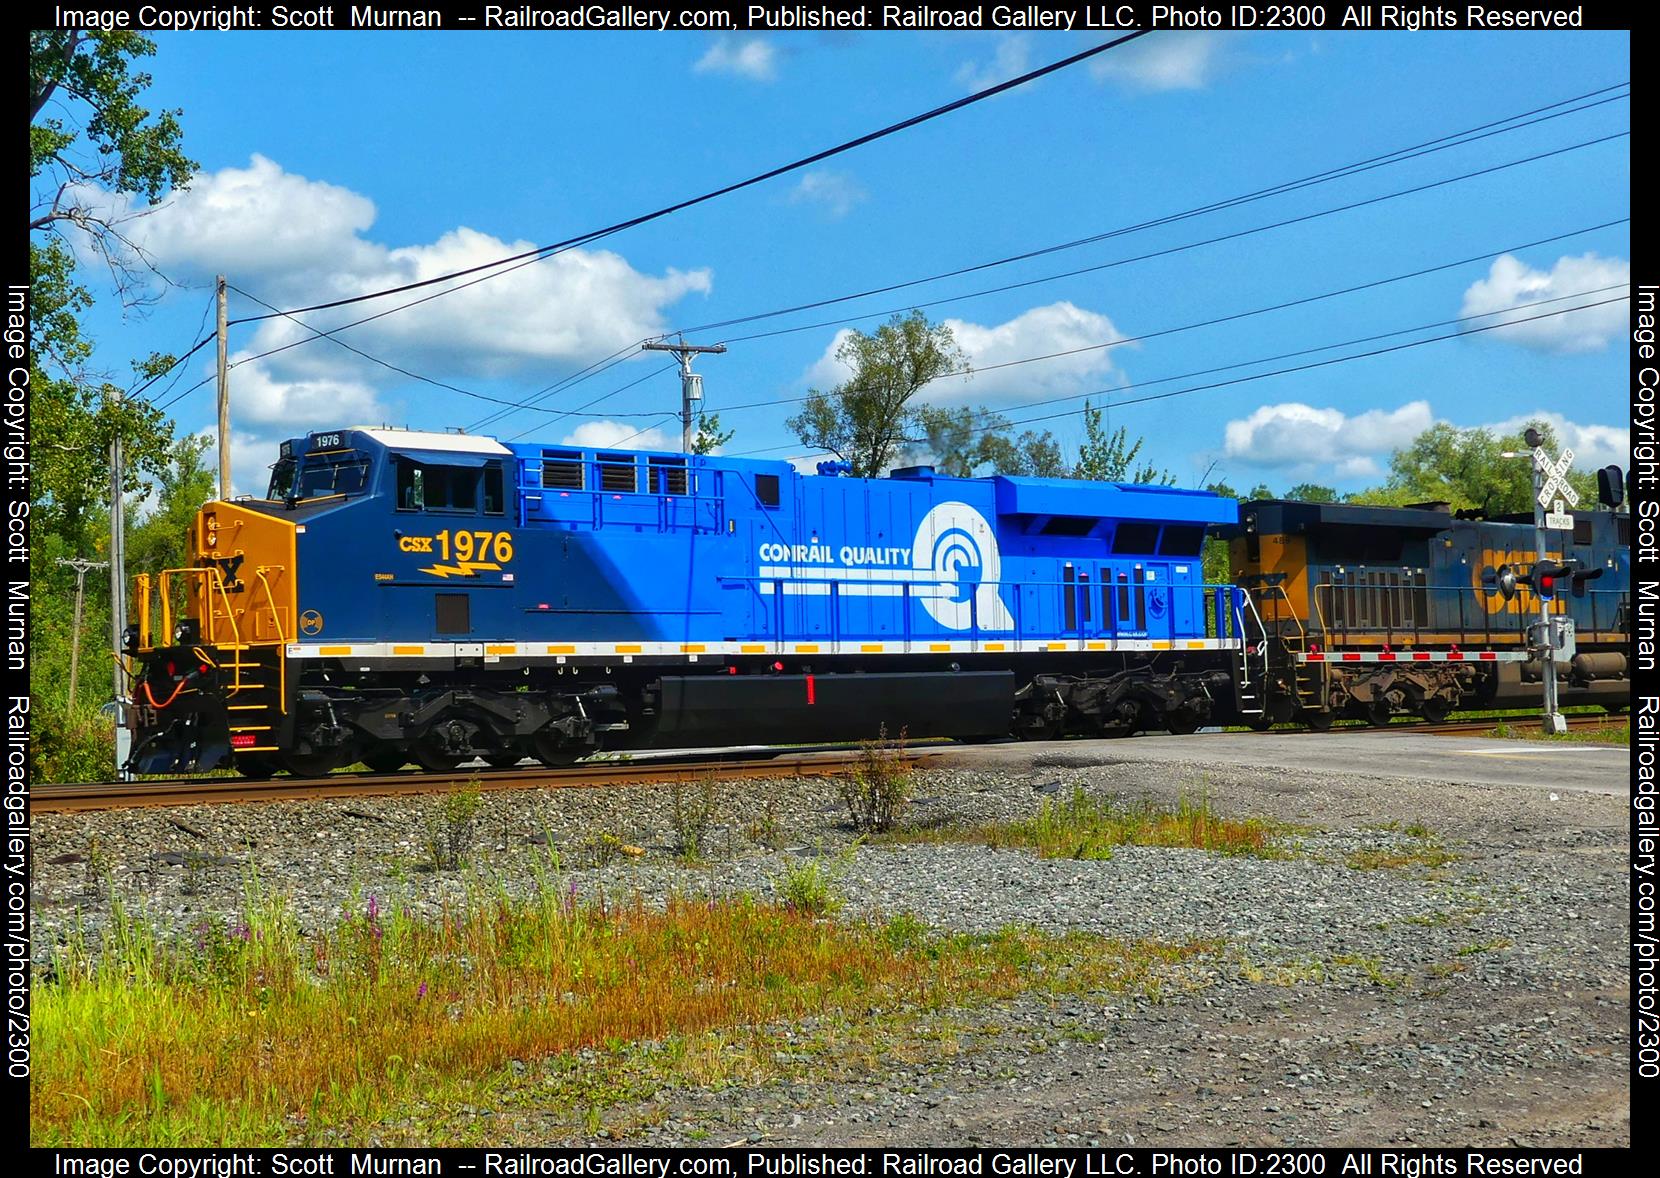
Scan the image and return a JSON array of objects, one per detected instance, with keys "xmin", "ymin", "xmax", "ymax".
[{"xmin": 398, "ymin": 530, "xmax": 513, "ymax": 561}]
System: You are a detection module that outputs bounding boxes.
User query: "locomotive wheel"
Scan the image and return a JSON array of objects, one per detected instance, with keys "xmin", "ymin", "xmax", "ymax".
[
  {"xmin": 1301, "ymin": 709, "xmax": 1335, "ymax": 732},
  {"xmin": 283, "ymin": 749, "xmax": 348, "ymax": 778},
  {"xmin": 532, "ymin": 734, "xmax": 584, "ymax": 767},
  {"xmin": 1417, "ymin": 700, "xmax": 1451, "ymax": 724},
  {"xmin": 236, "ymin": 755, "xmax": 279, "ymax": 779},
  {"xmin": 484, "ymin": 750, "xmax": 526, "ymax": 769},
  {"xmin": 1247, "ymin": 714, "xmax": 1275, "ymax": 732},
  {"xmin": 1365, "ymin": 699, "xmax": 1393, "ymax": 728},
  {"xmin": 411, "ymin": 745, "xmax": 464, "ymax": 772},
  {"xmin": 362, "ymin": 748, "xmax": 410, "ymax": 773},
  {"xmin": 1164, "ymin": 708, "xmax": 1202, "ymax": 736}
]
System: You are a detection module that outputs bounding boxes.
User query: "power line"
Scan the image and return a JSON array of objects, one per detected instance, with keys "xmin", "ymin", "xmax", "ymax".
[
  {"xmin": 224, "ymin": 33, "xmax": 1151, "ymax": 329},
  {"xmin": 130, "ymin": 79, "xmax": 1626, "ymax": 411},
  {"xmin": 718, "ymin": 130, "xmax": 1629, "ymax": 347},
  {"xmin": 671, "ymin": 83, "xmax": 1629, "ymax": 338},
  {"xmin": 741, "ymin": 296, "xmax": 1627, "ymax": 460},
  {"xmin": 703, "ymin": 217, "xmax": 1628, "ymax": 418},
  {"xmin": 140, "ymin": 84, "xmax": 1627, "ymax": 421},
  {"xmin": 226, "ymin": 283, "xmax": 535, "ymax": 409}
]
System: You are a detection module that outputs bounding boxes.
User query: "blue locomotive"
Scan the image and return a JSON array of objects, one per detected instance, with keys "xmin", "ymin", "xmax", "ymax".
[{"xmin": 123, "ymin": 427, "xmax": 1248, "ymax": 775}]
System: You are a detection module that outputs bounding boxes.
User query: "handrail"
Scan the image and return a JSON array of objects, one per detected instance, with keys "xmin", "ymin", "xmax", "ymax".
[
  {"xmin": 254, "ymin": 567, "xmax": 289, "ymax": 713},
  {"xmin": 1250, "ymin": 583, "xmax": 1306, "ymax": 652}
]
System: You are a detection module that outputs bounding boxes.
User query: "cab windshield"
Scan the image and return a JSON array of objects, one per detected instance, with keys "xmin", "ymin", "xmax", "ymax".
[{"xmin": 267, "ymin": 451, "xmax": 372, "ymax": 501}]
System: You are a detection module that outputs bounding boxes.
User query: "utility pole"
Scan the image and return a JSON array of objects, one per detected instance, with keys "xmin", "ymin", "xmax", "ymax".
[
  {"xmin": 55, "ymin": 557, "xmax": 107, "ymax": 714},
  {"xmin": 642, "ymin": 338, "xmax": 726, "ymax": 453},
  {"xmin": 109, "ymin": 383, "xmax": 131, "ymax": 775},
  {"xmin": 216, "ymin": 274, "xmax": 231, "ymax": 498}
]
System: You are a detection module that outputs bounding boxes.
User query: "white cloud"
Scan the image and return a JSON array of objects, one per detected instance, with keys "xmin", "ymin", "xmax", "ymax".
[
  {"xmin": 1482, "ymin": 411, "xmax": 1628, "ymax": 470},
  {"xmin": 1089, "ymin": 33, "xmax": 1227, "ymax": 91},
  {"xmin": 104, "ymin": 154, "xmax": 381, "ymax": 280},
  {"xmin": 788, "ymin": 170, "xmax": 866, "ymax": 219},
  {"xmin": 940, "ymin": 303, "xmax": 1129, "ymax": 401},
  {"xmin": 107, "ymin": 156, "xmax": 711, "ymax": 376},
  {"xmin": 1222, "ymin": 400, "xmax": 1433, "ymax": 471},
  {"xmin": 1459, "ymin": 253, "xmax": 1630, "ymax": 353},
  {"xmin": 560, "ymin": 420, "xmax": 676, "ymax": 452},
  {"xmin": 227, "ymin": 358, "xmax": 384, "ymax": 429},
  {"xmin": 693, "ymin": 36, "xmax": 778, "ymax": 81},
  {"xmin": 955, "ymin": 34, "xmax": 1033, "ymax": 91},
  {"xmin": 799, "ymin": 302, "xmax": 1128, "ymax": 402}
]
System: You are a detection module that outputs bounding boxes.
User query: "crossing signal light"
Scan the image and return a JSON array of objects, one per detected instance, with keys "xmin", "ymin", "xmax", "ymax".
[
  {"xmin": 1519, "ymin": 558, "xmax": 1566, "ymax": 601},
  {"xmin": 1597, "ymin": 465, "xmax": 1625, "ymax": 508}
]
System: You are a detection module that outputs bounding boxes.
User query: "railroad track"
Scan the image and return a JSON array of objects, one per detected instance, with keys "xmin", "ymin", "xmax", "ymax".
[{"xmin": 33, "ymin": 748, "xmax": 934, "ymax": 813}]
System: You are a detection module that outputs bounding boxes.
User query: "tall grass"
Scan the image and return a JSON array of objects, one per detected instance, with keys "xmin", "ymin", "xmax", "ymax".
[
  {"xmin": 894, "ymin": 788, "xmax": 1288, "ymax": 860},
  {"xmin": 34, "ymin": 863, "xmax": 1217, "ymax": 1146}
]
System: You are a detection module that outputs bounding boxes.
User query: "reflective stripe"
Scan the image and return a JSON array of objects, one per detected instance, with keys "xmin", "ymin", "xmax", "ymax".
[{"xmin": 283, "ymin": 637, "xmax": 1246, "ymax": 660}]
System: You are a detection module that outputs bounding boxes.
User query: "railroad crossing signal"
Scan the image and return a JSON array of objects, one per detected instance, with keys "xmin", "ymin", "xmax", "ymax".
[{"xmin": 1534, "ymin": 446, "xmax": 1579, "ymax": 508}]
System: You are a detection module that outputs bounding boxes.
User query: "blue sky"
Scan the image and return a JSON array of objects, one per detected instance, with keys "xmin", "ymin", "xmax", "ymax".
[{"xmin": 61, "ymin": 29, "xmax": 1631, "ymax": 496}]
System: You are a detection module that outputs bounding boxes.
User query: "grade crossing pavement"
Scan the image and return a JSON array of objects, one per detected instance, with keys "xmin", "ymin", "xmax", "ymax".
[{"xmin": 945, "ymin": 729, "xmax": 1629, "ymax": 796}]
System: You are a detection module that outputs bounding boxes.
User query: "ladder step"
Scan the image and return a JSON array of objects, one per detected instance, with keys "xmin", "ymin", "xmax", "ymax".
[
  {"xmin": 234, "ymin": 745, "xmax": 280, "ymax": 753},
  {"xmin": 229, "ymin": 725, "xmax": 272, "ymax": 733},
  {"xmin": 226, "ymin": 704, "xmax": 269, "ymax": 712}
]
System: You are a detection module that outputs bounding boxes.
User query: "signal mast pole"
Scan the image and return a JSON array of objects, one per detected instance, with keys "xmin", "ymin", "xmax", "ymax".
[
  {"xmin": 1523, "ymin": 426, "xmax": 1577, "ymax": 736},
  {"xmin": 642, "ymin": 338, "xmax": 726, "ymax": 453}
]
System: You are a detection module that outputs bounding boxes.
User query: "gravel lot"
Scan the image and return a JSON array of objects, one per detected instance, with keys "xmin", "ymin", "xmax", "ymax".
[{"xmin": 30, "ymin": 742, "xmax": 1630, "ymax": 1147}]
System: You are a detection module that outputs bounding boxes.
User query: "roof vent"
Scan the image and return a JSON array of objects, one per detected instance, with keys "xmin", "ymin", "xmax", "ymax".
[{"xmin": 890, "ymin": 465, "xmax": 935, "ymax": 479}]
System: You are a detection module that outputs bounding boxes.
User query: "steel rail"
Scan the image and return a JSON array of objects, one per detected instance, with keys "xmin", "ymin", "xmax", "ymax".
[{"xmin": 34, "ymin": 749, "xmax": 935, "ymax": 813}]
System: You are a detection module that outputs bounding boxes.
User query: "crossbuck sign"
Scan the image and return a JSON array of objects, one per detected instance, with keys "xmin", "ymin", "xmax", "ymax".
[{"xmin": 1534, "ymin": 446, "xmax": 1579, "ymax": 508}]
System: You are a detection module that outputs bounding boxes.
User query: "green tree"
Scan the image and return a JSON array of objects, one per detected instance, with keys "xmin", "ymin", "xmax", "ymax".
[
  {"xmin": 1283, "ymin": 482, "xmax": 1339, "ymax": 503},
  {"xmin": 788, "ymin": 311, "xmax": 968, "ymax": 478},
  {"xmin": 982, "ymin": 430, "xmax": 1068, "ymax": 477},
  {"xmin": 29, "ymin": 32, "xmax": 196, "ymax": 779},
  {"xmin": 1351, "ymin": 420, "xmax": 1594, "ymax": 514},
  {"xmin": 1073, "ymin": 401, "xmax": 1175, "ymax": 484},
  {"xmin": 915, "ymin": 404, "xmax": 1066, "ymax": 477},
  {"xmin": 690, "ymin": 412, "xmax": 733, "ymax": 456},
  {"xmin": 29, "ymin": 31, "xmax": 193, "ymax": 543}
]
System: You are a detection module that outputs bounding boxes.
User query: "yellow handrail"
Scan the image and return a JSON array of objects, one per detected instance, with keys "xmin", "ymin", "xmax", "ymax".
[{"xmin": 254, "ymin": 567, "xmax": 289, "ymax": 714}]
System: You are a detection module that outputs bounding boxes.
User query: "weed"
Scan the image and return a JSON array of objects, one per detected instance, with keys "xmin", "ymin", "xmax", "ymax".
[
  {"xmin": 893, "ymin": 787, "xmax": 1288, "ymax": 860},
  {"xmin": 837, "ymin": 725, "xmax": 912, "ymax": 834},
  {"xmin": 1456, "ymin": 937, "xmax": 1512, "ymax": 956},
  {"xmin": 773, "ymin": 854, "xmax": 845, "ymax": 917},
  {"xmin": 1346, "ymin": 841, "xmax": 1455, "ymax": 871},
  {"xmin": 669, "ymin": 776, "xmax": 720, "ymax": 864},
  {"xmin": 423, "ymin": 786, "xmax": 482, "ymax": 871},
  {"xmin": 744, "ymin": 796, "xmax": 785, "ymax": 850}
]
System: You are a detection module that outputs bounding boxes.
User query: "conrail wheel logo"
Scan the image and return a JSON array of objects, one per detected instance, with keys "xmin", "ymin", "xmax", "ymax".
[
  {"xmin": 911, "ymin": 503, "xmax": 1016, "ymax": 632},
  {"xmin": 299, "ymin": 610, "xmax": 324, "ymax": 635},
  {"xmin": 753, "ymin": 501, "xmax": 1015, "ymax": 632}
]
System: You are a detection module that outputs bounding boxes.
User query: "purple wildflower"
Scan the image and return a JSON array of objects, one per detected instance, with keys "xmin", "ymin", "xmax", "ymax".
[{"xmin": 417, "ymin": 982, "xmax": 428, "ymax": 999}]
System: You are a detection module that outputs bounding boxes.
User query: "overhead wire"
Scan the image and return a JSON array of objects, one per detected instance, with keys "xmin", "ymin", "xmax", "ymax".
[
  {"xmin": 702, "ymin": 217, "xmax": 1629, "ymax": 418},
  {"xmin": 715, "ymin": 130, "xmax": 1630, "ymax": 346},
  {"xmin": 222, "ymin": 32, "xmax": 1151, "ymax": 328},
  {"xmin": 737, "ymin": 296, "xmax": 1628, "ymax": 460},
  {"xmin": 138, "ymin": 83, "xmax": 1626, "ymax": 427},
  {"xmin": 669, "ymin": 83, "xmax": 1629, "ymax": 338}
]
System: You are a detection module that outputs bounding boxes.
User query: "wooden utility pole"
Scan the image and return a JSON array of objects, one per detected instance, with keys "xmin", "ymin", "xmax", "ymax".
[
  {"xmin": 56, "ymin": 557, "xmax": 108, "ymax": 714},
  {"xmin": 109, "ymin": 384, "xmax": 130, "ymax": 773},
  {"xmin": 216, "ymin": 274, "xmax": 231, "ymax": 498},
  {"xmin": 642, "ymin": 338, "xmax": 726, "ymax": 453}
]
